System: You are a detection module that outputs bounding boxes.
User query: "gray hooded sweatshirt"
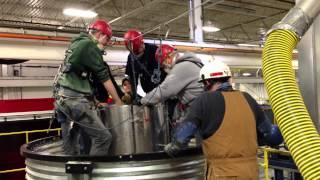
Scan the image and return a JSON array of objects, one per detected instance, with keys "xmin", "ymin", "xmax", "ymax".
[{"xmin": 141, "ymin": 52, "xmax": 204, "ymax": 106}]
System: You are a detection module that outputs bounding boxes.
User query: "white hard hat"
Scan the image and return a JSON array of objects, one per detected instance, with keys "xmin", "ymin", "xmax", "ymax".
[{"xmin": 199, "ymin": 61, "xmax": 232, "ymax": 82}]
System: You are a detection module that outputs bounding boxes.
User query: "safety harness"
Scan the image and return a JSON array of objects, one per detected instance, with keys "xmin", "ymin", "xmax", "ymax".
[{"xmin": 175, "ymin": 59, "xmax": 204, "ymax": 110}]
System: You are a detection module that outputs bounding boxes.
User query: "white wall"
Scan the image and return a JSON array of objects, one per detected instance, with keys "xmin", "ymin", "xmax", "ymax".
[
  {"xmin": 0, "ymin": 38, "xmax": 297, "ymax": 67},
  {"xmin": 0, "ymin": 37, "xmax": 283, "ymax": 101},
  {"xmin": 22, "ymin": 87, "xmax": 52, "ymax": 99},
  {"xmin": 2, "ymin": 87, "xmax": 22, "ymax": 100},
  {"xmin": 238, "ymin": 83, "xmax": 268, "ymax": 104},
  {"xmin": 11, "ymin": 64, "xmax": 57, "ymax": 77}
]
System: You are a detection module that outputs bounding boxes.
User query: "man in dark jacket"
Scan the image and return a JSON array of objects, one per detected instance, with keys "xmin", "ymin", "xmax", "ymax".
[
  {"xmin": 53, "ymin": 19, "xmax": 122, "ymax": 155},
  {"xmin": 93, "ymin": 61, "xmax": 124, "ymax": 103},
  {"xmin": 124, "ymin": 29, "xmax": 167, "ymax": 102},
  {"xmin": 164, "ymin": 61, "xmax": 283, "ymax": 180}
]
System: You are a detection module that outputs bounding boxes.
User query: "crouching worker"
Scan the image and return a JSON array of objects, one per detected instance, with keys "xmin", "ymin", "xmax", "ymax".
[
  {"xmin": 121, "ymin": 77, "xmax": 134, "ymax": 104},
  {"xmin": 164, "ymin": 61, "xmax": 283, "ymax": 180},
  {"xmin": 53, "ymin": 19, "xmax": 122, "ymax": 155}
]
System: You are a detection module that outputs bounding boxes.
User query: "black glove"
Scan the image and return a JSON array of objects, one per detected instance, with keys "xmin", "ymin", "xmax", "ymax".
[
  {"xmin": 133, "ymin": 96, "xmax": 142, "ymax": 106},
  {"xmin": 164, "ymin": 142, "xmax": 183, "ymax": 157}
]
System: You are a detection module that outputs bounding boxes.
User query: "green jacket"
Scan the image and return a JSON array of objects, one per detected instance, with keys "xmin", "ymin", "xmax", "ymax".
[{"xmin": 57, "ymin": 33, "xmax": 110, "ymax": 94}]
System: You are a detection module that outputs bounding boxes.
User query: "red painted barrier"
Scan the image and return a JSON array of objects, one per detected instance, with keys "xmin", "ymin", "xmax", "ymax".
[{"xmin": 0, "ymin": 98, "xmax": 54, "ymax": 113}]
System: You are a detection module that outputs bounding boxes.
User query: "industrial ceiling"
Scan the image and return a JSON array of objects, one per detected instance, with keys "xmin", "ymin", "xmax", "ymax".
[{"xmin": 0, "ymin": 0, "xmax": 294, "ymax": 44}]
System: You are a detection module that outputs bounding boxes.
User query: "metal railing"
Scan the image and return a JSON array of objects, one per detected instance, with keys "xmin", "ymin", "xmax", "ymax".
[
  {"xmin": 0, "ymin": 110, "xmax": 54, "ymax": 122},
  {"xmin": 259, "ymin": 147, "xmax": 291, "ymax": 180},
  {"xmin": 0, "ymin": 128, "xmax": 61, "ymax": 174}
]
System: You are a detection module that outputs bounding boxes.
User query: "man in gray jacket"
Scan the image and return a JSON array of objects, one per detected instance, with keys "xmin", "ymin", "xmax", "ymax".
[{"xmin": 140, "ymin": 44, "xmax": 204, "ymax": 123}]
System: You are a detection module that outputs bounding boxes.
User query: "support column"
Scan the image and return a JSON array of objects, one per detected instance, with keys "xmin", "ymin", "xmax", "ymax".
[
  {"xmin": 189, "ymin": 0, "xmax": 203, "ymax": 43},
  {"xmin": 297, "ymin": 0, "xmax": 320, "ymax": 131}
]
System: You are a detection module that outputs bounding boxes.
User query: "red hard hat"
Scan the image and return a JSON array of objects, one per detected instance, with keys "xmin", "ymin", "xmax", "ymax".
[
  {"xmin": 89, "ymin": 19, "xmax": 112, "ymax": 39},
  {"xmin": 155, "ymin": 44, "xmax": 176, "ymax": 65},
  {"xmin": 124, "ymin": 29, "xmax": 144, "ymax": 55}
]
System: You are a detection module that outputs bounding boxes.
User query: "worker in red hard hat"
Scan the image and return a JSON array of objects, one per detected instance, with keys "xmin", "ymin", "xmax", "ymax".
[
  {"xmin": 123, "ymin": 29, "xmax": 167, "ymax": 103},
  {"xmin": 141, "ymin": 44, "xmax": 204, "ymax": 127},
  {"xmin": 53, "ymin": 19, "xmax": 123, "ymax": 155}
]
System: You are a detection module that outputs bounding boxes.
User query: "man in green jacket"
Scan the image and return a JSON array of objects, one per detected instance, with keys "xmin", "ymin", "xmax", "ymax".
[{"xmin": 54, "ymin": 19, "xmax": 122, "ymax": 155}]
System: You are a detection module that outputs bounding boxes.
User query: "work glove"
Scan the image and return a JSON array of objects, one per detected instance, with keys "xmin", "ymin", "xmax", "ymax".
[
  {"xmin": 121, "ymin": 93, "xmax": 132, "ymax": 104},
  {"xmin": 164, "ymin": 141, "xmax": 183, "ymax": 157},
  {"xmin": 133, "ymin": 96, "xmax": 143, "ymax": 106},
  {"xmin": 140, "ymin": 97, "xmax": 148, "ymax": 106}
]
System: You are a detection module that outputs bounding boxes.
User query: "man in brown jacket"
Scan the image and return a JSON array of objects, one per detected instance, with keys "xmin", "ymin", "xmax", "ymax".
[{"xmin": 164, "ymin": 61, "xmax": 283, "ymax": 180}]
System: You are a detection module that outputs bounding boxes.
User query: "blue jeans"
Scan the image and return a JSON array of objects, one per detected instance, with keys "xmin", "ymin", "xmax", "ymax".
[{"xmin": 55, "ymin": 88, "xmax": 112, "ymax": 155}]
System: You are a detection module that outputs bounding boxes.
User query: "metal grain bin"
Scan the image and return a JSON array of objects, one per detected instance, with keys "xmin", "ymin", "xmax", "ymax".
[
  {"xmin": 21, "ymin": 137, "xmax": 204, "ymax": 180},
  {"xmin": 103, "ymin": 104, "xmax": 170, "ymax": 155}
]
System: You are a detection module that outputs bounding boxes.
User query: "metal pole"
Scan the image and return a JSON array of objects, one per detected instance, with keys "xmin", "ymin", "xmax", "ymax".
[
  {"xmin": 189, "ymin": 0, "xmax": 204, "ymax": 43},
  {"xmin": 189, "ymin": 0, "xmax": 195, "ymax": 41}
]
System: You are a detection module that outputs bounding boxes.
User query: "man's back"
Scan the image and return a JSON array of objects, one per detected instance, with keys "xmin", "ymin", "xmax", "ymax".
[
  {"xmin": 189, "ymin": 90, "xmax": 259, "ymax": 180},
  {"xmin": 202, "ymin": 91, "xmax": 257, "ymax": 158},
  {"xmin": 57, "ymin": 33, "xmax": 109, "ymax": 95},
  {"xmin": 173, "ymin": 53, "xmax": 203, "ymax": 105}
]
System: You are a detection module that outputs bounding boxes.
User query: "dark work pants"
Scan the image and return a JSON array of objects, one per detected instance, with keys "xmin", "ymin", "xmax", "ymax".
[{"xmin": 56, "ymin": 96, "xmax": 112, "ymax": 156}]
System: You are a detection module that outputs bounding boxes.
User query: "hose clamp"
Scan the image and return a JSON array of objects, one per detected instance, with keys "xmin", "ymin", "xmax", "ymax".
[{"xmin": 266, "ymin": 7, "xmax": 311, "ymax": 39}]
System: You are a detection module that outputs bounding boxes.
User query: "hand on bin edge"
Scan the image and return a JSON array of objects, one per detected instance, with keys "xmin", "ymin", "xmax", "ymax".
[
  {"xmin": 164, "ymin": 141, "xmax": 183, "ymax": 157},
  {"xmin": 121, "ymin": 93, "xmax": 132, "ymax": 104},
  {"xmin": 133, "ymin": 96, "xmax": 143, "ymax": 106}
]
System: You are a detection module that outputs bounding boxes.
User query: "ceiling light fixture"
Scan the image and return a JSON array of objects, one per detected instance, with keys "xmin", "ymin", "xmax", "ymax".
[
  {"xmin": 203, "ymin": 21, "xmax": 220, "ymax": 32},
  {"xmin": 63, "ymin": 8, "xmax": 97, "ymax": 18},
  {"xmin": 203, "ymin": 26, "xmax": 221, "ymax": 32},
  {"xmin": 242, "ymin": 72, "xmax": 252, "ymax": 77}
]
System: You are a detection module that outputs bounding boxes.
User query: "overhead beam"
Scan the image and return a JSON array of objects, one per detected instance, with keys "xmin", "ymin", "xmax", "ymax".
[
  {"xmin": 165, "ymin": 1, "xmax": 268, "ymax": 18},
  {"xmin": 240, "ymin": 25, "xmax": 251, "ymax": 40},
  {"xmin": 143, "ymin": 0, "xmax": 224, "ymax": 38},
  {"xmin": 225, "ymin": 0, "xmax": 292, "ymax": 11},
  {"xmin": 110, "ymin": 0, "xmax": 122, "ymax": 16},
  {"xmin": 0, "ymin": 3, "xmax": 64, "ymax": 20},
  {"xmin": 275, "ymin": 0, "xmax": 295, "ymax": 4},
  {"xmin": 109, "ymin": 0, "xmax": 164, "ymax": 24},
  {"xmin": 220, "ymin": 10, "xmax": 287, "ymax": 31},
  {"xmin": 1, "ymin": 0, "xmax": 21, "ymax": 16},
  {"xmin": 138, "ymin": 0, "xmax": 145, "ymax": 6},
  {"xmin": 206, "ymin": 5, "xmax": 266, "ymax": 18}
]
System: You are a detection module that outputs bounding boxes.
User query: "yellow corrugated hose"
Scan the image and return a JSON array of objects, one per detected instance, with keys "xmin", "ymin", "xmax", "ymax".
[{"xmin": 262, "ymin": 29, "xmax": 320, "ymax": 179}]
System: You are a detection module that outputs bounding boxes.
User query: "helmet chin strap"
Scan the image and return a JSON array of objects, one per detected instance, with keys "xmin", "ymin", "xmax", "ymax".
[{"xmin": 171, "ymin": 54, "xmax": 177, "ymax": 65}]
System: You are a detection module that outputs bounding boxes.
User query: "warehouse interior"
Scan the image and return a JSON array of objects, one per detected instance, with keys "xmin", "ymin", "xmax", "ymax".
[{"xmin": 1, "ymin": 0, "xmax": 320, "ymax": 179}]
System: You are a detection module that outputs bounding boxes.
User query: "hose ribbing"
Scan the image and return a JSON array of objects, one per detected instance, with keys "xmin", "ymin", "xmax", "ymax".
[{"xmin": 262, "ymin": 29, "xmax": 320, "ymax": 179}]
